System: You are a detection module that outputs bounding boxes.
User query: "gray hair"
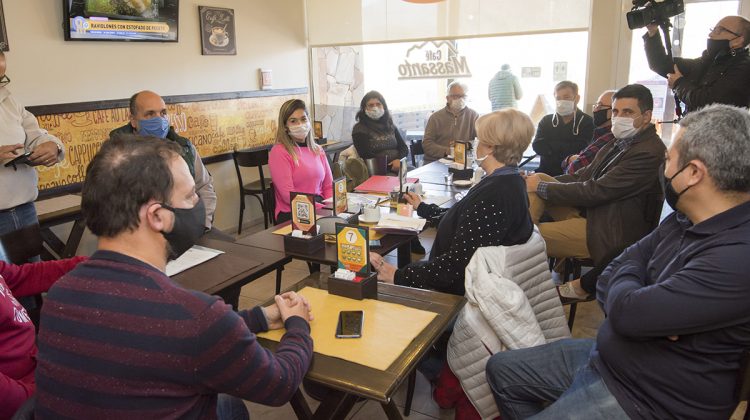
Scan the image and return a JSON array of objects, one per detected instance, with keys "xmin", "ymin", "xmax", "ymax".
[
  {"xmin": 677, "ymin": 104, "xmax": 750, "ymax": 192},
  {"xmin": 447, "ymin": 81, "xmax": 468, "ymax": 95}
]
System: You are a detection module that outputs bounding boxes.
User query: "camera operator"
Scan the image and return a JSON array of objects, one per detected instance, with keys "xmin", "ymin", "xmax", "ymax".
[{"xmin": 643, "ymin": 16, "xmax": 750, "ymax": 113}]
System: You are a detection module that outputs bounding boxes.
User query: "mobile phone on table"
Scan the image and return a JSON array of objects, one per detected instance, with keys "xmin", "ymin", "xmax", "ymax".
[{"xmin": 335, "ymin": 310, "xmax": 364, "ymax": 338}]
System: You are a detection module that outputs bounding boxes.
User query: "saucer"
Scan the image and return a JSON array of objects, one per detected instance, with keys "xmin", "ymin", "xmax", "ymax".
[
  {"xmin": 452, "ymin": 179, "xmax": 472, "ymax": 187},
  {"xmin": 358, "ymin": 216, "xmax": 380, "ymax": 224}
]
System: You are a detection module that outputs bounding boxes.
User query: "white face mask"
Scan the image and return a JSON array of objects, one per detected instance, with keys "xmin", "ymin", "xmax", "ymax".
[
  {"xmin": 473, "ymin": 139, "xmax": 491, "ymax": 164},
  {"xmin": 288, "ymin": 122, "xmax": 311, "ymax": 140},
  {"xmin": 611, "ymin": 116, "xmax": 639, "ymax": 139},
  {"xmin": 556, "ymin": 100, "xmax": 575, "ymax": 117},
  {"xmin": 450, "ymin": 98, "xmax": 466, "ymax": 112},
  {"xmin": 365, "ymin": 107, "xmax": 385, "ymax": 120}
]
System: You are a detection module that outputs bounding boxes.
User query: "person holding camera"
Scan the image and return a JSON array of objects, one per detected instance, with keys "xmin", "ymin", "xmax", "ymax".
[{"xmin": 644, "ymin": 15, "xmax": 750, "ymax": 113}]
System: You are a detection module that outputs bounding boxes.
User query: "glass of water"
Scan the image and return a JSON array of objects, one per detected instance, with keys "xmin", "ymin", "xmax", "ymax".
[{"xmin": 444, "ymin": 172, "xmax": 453, "ymax": 185}]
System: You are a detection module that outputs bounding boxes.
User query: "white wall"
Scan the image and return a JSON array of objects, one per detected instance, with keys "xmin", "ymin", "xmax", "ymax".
[{"xmin": 3, "ymin": 0, "xmax": 308, "ymax": 251}]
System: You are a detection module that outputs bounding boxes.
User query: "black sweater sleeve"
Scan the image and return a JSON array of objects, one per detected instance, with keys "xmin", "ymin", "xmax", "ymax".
[
  {"xmin": 394, "ymin": 200, "xmax": 508, "ymax": 293},
  {"xmin": 395, "ymin": 129, "xmax": 409, "ymax": 160}
]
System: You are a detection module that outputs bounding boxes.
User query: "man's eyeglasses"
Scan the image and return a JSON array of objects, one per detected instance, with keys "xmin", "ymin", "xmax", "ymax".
[
  {"xmin": 448, "ymin": 94, "xmax": 467, "ymax": 100},
  {"xmin": 0, "ymin": 75, "xmax": 9, "ymax": 87},
  {"xmin": 592, "ymin": 103, "xmax": 612, "ymax": 111},
  {"xmin": 709, "ymin": 26, "xmax": 741, "ymax": 38}
]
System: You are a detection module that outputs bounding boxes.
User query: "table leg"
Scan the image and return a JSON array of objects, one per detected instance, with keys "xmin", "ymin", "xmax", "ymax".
[
  {"xmin": 311, "ymin": 390, "xmax": 358, "ymax": 420},
  {"xmin": 289, "ymin": 389, "xmax": 313, "ymax": 420},
  {"xmin": 397, "ymin": 241, "xmax": 411, "ymax": 268},
  {"xmin": 275, "ymin": 267, "xmax": 284, "ymax": 295},
  {"xmin": 62, "ymin": 218, "xmax": 86, "ymax": 258},
  {"xmin": 217, "ymin": 286, "xmax": 241, "ymax": 310},
  {"xmin": 381, "ymin": 399, "xmax": 404, "ymax": 420}
]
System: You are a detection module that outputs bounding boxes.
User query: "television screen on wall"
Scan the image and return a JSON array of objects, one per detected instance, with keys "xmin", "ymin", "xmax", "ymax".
[{"xmin": 63, "ymin": 0, "xmax": 179, "ymax": 42}]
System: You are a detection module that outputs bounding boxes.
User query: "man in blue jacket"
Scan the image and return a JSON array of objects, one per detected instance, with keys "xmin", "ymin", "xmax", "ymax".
[{"xmin": 486, "ymin": 103, "xmax": 750, "ymax": 420}]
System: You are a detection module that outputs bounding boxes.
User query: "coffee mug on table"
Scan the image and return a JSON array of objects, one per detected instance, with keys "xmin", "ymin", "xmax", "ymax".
[{"xmin": 363, "ymin": 206, "xmax": 380, "ymax": 222}]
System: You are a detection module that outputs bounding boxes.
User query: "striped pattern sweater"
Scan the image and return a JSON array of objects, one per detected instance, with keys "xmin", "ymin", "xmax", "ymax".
[{"xmin": 35, "ymin": 251, "xmax": 313, "ymax": 419}]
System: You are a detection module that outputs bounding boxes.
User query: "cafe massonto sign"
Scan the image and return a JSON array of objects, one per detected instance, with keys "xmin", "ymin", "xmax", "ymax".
[{"xmin": 397, "ymin": 40, "xmax": 472, "ymax": 80}]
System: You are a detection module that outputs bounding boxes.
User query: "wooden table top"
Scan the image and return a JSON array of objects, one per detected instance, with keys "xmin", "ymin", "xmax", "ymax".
[
  {"xmin": 173, "ymin": 238, "xmax": 291, "ymax": 295},
  {"xmin": 257, "ymin": 272, "xmax": 466, "ymax": 403}
]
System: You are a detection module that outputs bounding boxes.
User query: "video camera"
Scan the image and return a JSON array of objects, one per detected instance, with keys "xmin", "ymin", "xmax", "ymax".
[{"xmin": 626, "ymin": 0, "xmax": 684, "ymax": 30}]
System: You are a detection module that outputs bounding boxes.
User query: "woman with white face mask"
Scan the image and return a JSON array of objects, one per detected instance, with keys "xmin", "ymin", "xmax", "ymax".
[
  {"xmin": 531, "ymin": 81, "xmax": 594, "ymax": 176},
  {"xmin": 351, "ymin": 91, "xmax": 409, "ymax": 173},
  {"xmin": 269, "ymin": 99, "xmax": 333, "ymax": 223}
]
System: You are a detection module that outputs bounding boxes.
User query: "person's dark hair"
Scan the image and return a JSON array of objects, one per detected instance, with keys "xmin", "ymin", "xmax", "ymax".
[
  {"xmin": 129, "ymin": 92, "xmax": 140, "ymax": 116},
  {"xmin": 613, "ymin": 84, "xmax": 653, "ymax": 113},
  {"xmin": 355, "ymin": 90, "xmax": 395, "ymax": 132},
  {"xmin": 554, "ymin": 81, "xmax": 578, "ymax": 96},
  {"xmin": 82, "ymin": 134, "xmax": 182, "ymax": 237}
]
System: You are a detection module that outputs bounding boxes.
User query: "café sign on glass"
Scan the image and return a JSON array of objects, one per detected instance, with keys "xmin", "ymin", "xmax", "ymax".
[{"xmin": 397, "ymin": 40, "xmax": 472, "ymax": 80}]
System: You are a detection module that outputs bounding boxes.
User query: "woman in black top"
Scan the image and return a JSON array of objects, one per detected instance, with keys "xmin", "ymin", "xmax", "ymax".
[
  {"xmin": 352, "ymin": 91, "xmax": 409, "ymax": 174},
  {"xmin": 371, "ymin": 109, "xmax": 535, "ymax": 296}
]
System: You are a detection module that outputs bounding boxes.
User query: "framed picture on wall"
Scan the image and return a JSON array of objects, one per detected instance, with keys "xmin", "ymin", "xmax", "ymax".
[
  {"xmin": 198, "ymin": 6, "xmax": 236, "ymax": 55},
  {"xmin": 0, "ymin": 0, "xmax": 8, "ymax": 51},
  {"xmin": 313, "ymin": 121, "xmax": 323, "ymax": 139}
]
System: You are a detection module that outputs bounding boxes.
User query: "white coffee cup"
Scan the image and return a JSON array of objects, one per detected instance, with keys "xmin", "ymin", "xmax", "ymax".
[{"xmin": 363, "ymin": 206, "xmax": 380, "ymax": 222}]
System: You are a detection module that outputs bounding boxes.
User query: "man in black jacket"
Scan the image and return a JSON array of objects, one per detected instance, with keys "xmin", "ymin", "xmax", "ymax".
[{"xmin": 644, "ymin": 15, "xmax": 750, "ymax": 113}]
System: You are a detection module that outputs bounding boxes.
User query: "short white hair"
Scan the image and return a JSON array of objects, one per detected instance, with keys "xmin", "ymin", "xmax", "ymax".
[{"xmin": 447, "ymin": 81, "xmax": 468, "ymax": 95}]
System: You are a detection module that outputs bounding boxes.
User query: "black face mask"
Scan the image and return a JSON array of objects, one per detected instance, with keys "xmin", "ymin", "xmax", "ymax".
[
  {"xmin": 706, "ymin": 38, "xmax": 731, "ymax": 58},
  {"xmin": 159, "ymin": 200, "xmax": 206, "ymax": 260},
  {"xmin": 593, "ymin": 108, "xmax": 610, "ymax": 127},
  {"xmin": 660, "ymin": 164, "xmax": 692, "ymax": 211}
]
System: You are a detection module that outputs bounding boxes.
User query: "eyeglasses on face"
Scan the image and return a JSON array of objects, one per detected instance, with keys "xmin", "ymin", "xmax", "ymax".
[{"xmin": 709, "ymin": 26, "xmax": 741, "ymax": 38}]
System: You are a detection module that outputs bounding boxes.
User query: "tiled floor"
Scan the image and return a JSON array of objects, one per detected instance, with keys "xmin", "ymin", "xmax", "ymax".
[{"xmin": 231, "ymin": 222, "xmax": 746, "ymax": 419}]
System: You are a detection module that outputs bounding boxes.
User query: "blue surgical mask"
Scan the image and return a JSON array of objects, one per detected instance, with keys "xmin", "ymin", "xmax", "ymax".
[{"xmin": 138, "ymin": 116, "xmax": 170, "ymax": 139}]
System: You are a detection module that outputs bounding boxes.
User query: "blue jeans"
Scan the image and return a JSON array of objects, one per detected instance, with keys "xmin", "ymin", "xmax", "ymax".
[
  {"xmin": 216, "ymin": 394, "xmax": 249, "ymax": 420},
  {"xmin": 0, "ymin": 202, "xmax": 40, "ymax": 263},
  {"xmin": 486, "ymin": 338, "xmax": 629, "ymax": 420}
]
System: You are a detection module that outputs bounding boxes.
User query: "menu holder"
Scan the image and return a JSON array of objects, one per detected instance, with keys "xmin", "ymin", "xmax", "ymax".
[
  {"xmin": 449, "ymin": 141, "xmax": 473, "ymax": 180},
  {"xmin": 328, "ymin": 223, "xmax": 377, "ymax": 300},
  {"xmin": 284, "ymin": 192, "xmax": 325, "ymax": 254},
  {"xmin": 333, "ymin": 177, "xmax": 348, "ymax": 216}
]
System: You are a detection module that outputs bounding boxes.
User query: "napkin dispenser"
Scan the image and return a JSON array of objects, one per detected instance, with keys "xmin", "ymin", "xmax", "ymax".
[
  {"xmin": 283, "ymin": 232, "xmax": 325, "ymax": 254},
  {"xmin": 328, "ymin": 273, "xmax": 378, "ymax": 300}
]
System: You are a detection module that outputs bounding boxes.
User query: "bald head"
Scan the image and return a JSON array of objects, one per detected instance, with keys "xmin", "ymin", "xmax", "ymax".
[
  {"xmin": 712, "ymin": 15, "xmax": 750, "ymax": 48},
  {"xmin": 597, "ymin": 90, "xmax": 615, "ymax": 108},
  {"xmin": 129, "ymin": 90, "xmax": 168, "ymax": 130}
]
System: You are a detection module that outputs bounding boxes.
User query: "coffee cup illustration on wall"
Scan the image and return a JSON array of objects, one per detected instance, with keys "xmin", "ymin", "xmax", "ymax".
[{"xmin": 209, "ymin": 26, "xmax": 229, "ymax": 47}]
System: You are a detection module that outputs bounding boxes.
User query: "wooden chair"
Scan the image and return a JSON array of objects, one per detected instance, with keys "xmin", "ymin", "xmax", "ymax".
[
  {"xmin": 410, "ymin": 140, "xmax": 424, "ymax": 167},
  {"xmin": 0, "ymin": 223, "xmax": 43, "ymax": 265},
  {"xmin": 232, "ymin": 149, "xmax": 274, "ymax": 233}
]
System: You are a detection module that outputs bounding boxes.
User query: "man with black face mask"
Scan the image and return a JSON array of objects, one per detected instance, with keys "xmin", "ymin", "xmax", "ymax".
[
  {"xmin": 644, "ymin": 15, "xmax": 750, "ymax": 113},
  {"xmin": 36, "ymin": 135, "xmax": 314, "ymax": 419},
  {"xmin": 487, "ymin": 103, "xmax": 750, "ymax": 420},
  {"xmin": 562, "ymin": 90, "xmax": 616, "ymax": 175}
]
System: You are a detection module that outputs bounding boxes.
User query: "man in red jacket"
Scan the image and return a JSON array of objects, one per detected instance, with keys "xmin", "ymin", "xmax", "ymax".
[{"xmin": 0, "ymin": 257, "xmax": 85, "ymax": 419}]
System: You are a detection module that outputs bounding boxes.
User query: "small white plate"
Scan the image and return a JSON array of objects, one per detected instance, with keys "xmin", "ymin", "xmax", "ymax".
[
  {"xmin": 358, "ymin": 216, "xmax": 380, "ymax": 224},
  {"xmin": 453, "ymin": 179, "xmax": 472, "ymax": 187}
]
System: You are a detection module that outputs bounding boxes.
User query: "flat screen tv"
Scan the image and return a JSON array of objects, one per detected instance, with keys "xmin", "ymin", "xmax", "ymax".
[{"xmin": 63, "ymin": 0, "xmax": 179, "ymax": 42}]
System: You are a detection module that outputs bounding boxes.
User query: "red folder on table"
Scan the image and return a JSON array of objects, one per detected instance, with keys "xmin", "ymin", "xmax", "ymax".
[{"xmin": 354, "ymin": 176, "xmax": 419, "ymax": 194}]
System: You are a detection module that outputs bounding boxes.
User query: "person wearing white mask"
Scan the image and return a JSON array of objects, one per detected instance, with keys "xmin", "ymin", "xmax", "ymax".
[
  {"xmin": 422, "ymin": 81, "xmax": 479, "ymax": 163},
  {"xmin": 269, "ymin": 99, "xmax": 333, "ymax": 223},
  {"xmin": 524, "ymin": 84, "xmax": 665, "ymax": 301},
  {"xmin": 351, "ymin": 91, "xmax": 409, "ymax": 173},
  {"xmin": 532, "ymin": 81, "xmax": 594, "ymax": 176}
]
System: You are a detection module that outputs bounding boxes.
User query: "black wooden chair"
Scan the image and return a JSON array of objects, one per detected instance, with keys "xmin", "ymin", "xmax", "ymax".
[
  {"xmin": 0, "ymin": 224, "xmax": 44, "ymax": 330},
  {"xmin": 410, "ymin": 140, "xmax": 424, "ymax": 167},
  {"xmin": 232, "ymin": 149, "xmax": 274, "ymax": 233}
]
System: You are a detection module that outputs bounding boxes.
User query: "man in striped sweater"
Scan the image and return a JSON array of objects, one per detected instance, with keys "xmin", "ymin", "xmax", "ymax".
[{"xmin": 35, "ymin": 135, "xmax": 314, "ymax": 419}]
